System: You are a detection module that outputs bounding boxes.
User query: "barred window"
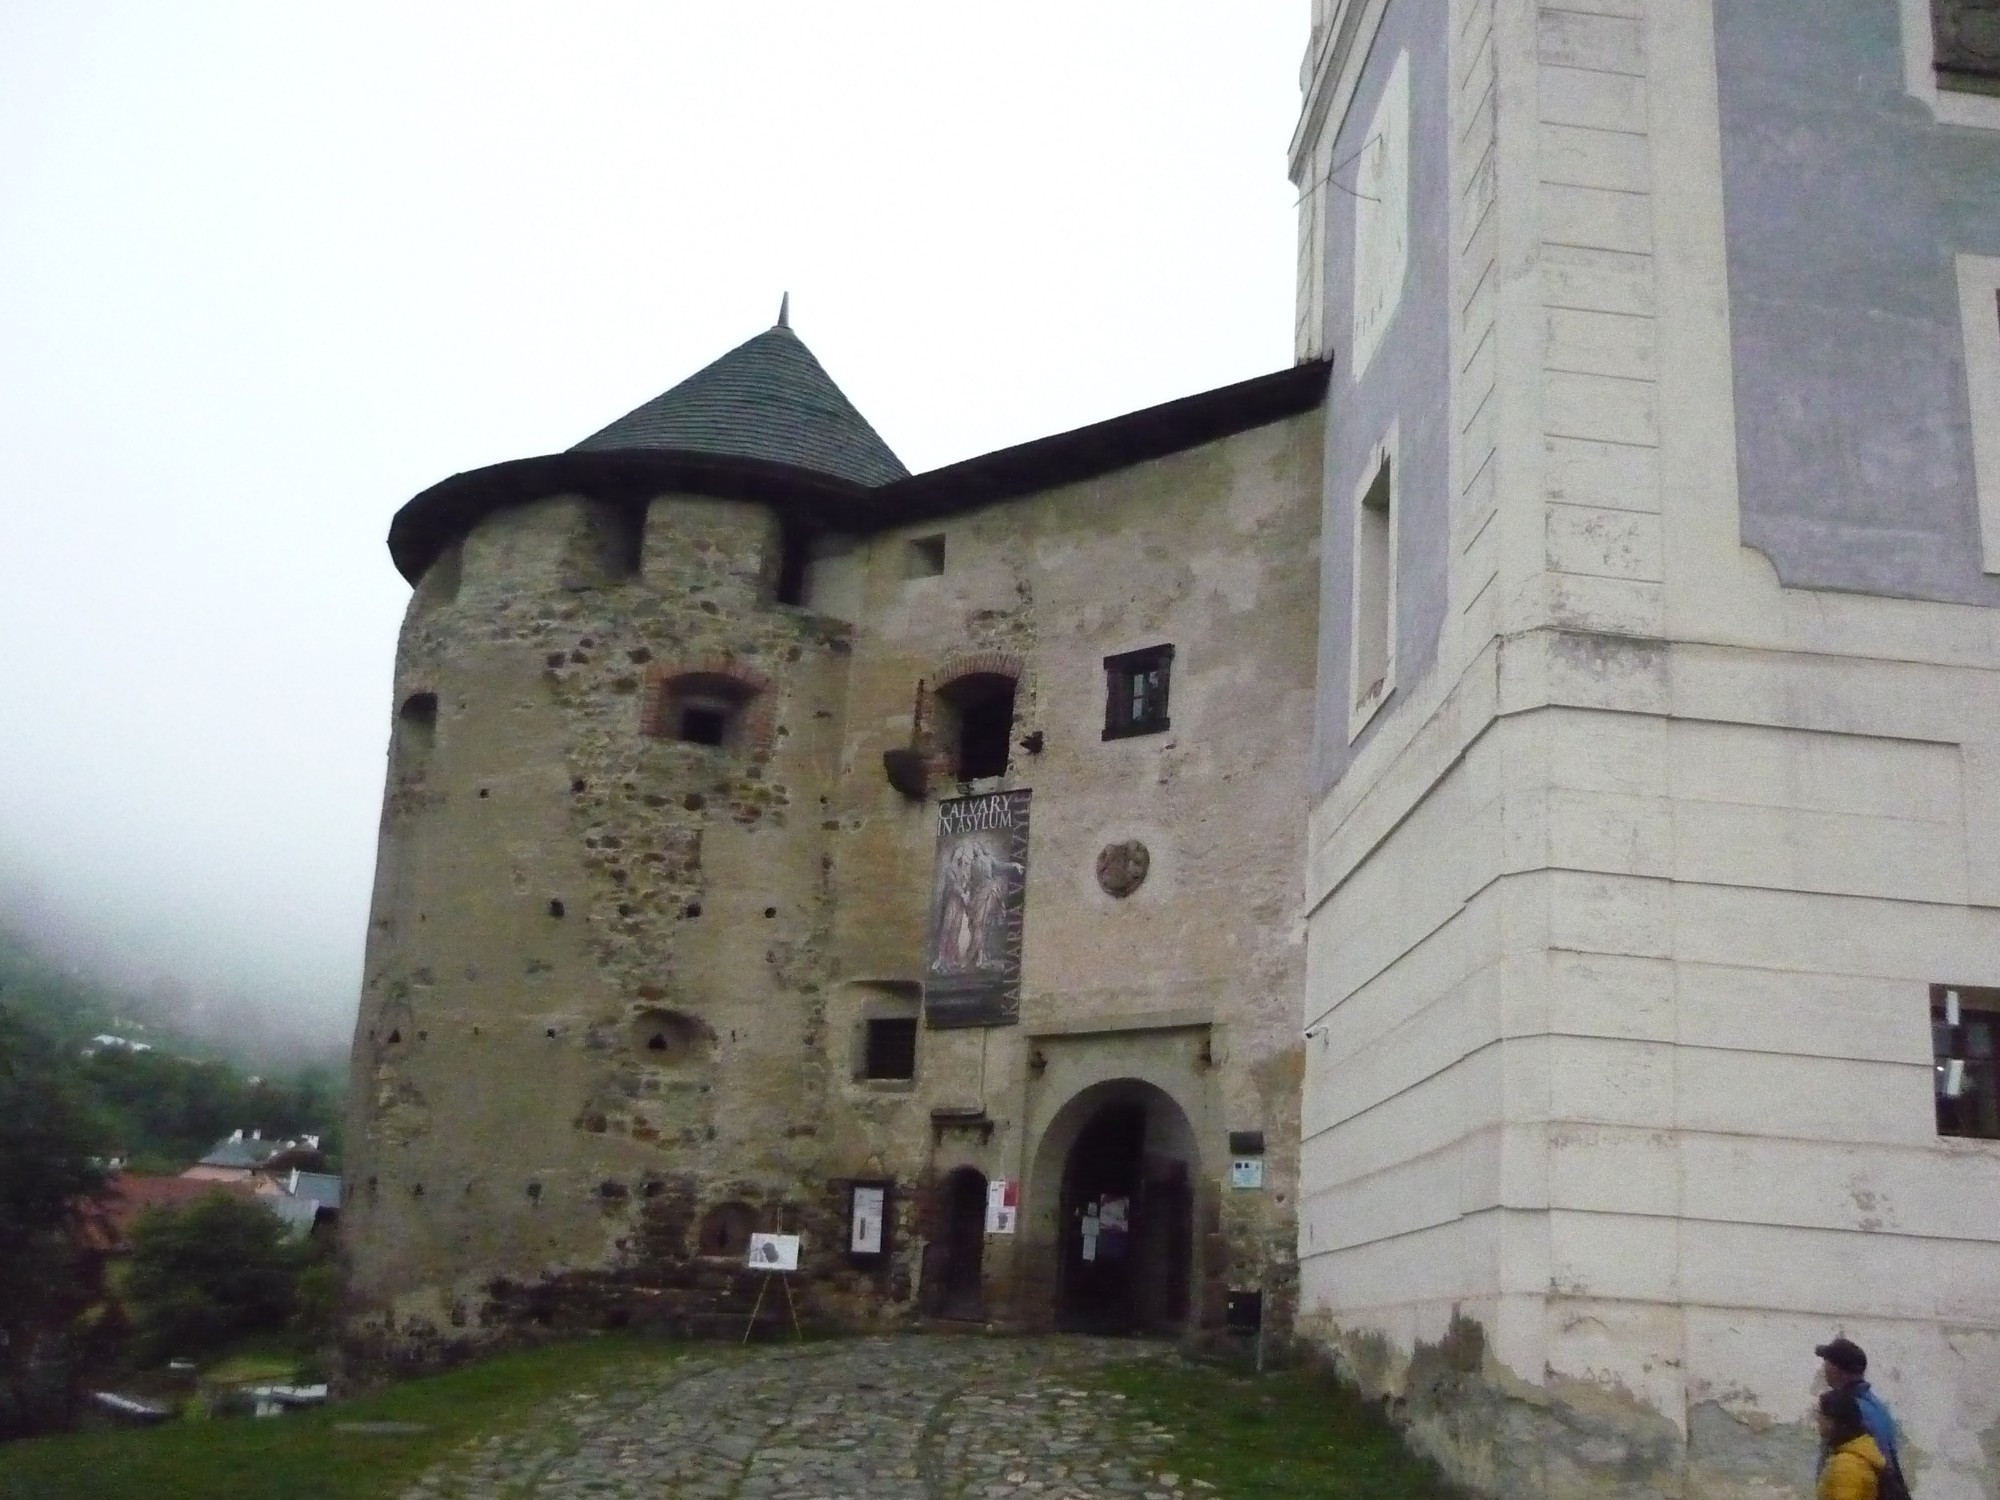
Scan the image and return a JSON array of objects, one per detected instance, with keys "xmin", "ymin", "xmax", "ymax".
[
  {"xmin": 1934, "ymin": 985, "xmax": 2000, "ymax": 1140},
  {"xmin": 1102, "ymin": 645, "xmax": 1173, "ymax": 740}
]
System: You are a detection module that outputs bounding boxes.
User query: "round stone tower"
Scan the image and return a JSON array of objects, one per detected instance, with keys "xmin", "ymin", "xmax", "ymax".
[{"xmin": 342, "ymin": 309, "xmax": 908, "ymax": 1368}]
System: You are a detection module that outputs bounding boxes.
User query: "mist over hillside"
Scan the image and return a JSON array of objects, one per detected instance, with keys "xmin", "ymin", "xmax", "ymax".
[{"xmin": 0, "ymin": 895, "xmax": 352, "ymax": 1070}]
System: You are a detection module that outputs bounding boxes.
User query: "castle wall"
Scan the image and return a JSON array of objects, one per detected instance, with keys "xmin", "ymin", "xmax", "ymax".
[
  {"xmin": 1294, "ymin": 2, "xmax": 2000, "ymax": 1496},
  {"xmin": 818, "ymin": 409, "xmax": 1323, "ymax": 1335},
  {"xmin": 344, "ymin": 492, "xmax": 862, "ymax": 1368},
  {"xmin": 345, "ymin": 406, "xmax": 1324, "ymax": 1367}
]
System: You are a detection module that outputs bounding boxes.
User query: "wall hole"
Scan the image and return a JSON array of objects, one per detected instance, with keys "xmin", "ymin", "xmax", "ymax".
[
  {"xmin": 656, "ymin": 673, "xmax": 755, "ymax": 750},
  {"xmin": 630, "ymin": 1008, "xmax": 712, "ymax": 1066},
  {"xmin": 763, "ymin": 906, "xmax": 777, "ymax": 919},
  {"xmin": 386, "ymin": 1029, "xmax": 402, "ymax": 1045},
  {"xmin": 696, "ymin": 1201, "xmax": 759, "ymax": 1258},
  {"xmin": 905, "ymin": 533, "xmax": 947, "ymax": 578},
  {"xmin": 548, "ymin": 899, "xmax": 566, "ymax": 918}
]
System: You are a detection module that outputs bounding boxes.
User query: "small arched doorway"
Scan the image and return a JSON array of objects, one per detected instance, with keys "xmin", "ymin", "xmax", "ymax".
[
  {"xmin": 921, "ymin": 1167, "xmax": 988, "ymax": 1320},
  {"xmin": 1052, "ymin": 1085, "xmax": 1194, "ymax": 1335}
]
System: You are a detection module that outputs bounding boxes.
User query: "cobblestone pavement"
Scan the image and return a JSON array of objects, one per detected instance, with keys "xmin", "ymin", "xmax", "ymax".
[{"xmin": 398, "ymin": 1336, "xmax": 1206, "ymax": 1500}]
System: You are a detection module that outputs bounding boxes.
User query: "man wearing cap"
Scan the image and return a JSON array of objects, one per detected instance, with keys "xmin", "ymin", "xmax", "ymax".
[{"xmin": 1817, "ymin": 1336, "xmax": 1905, "ymax": 1490}]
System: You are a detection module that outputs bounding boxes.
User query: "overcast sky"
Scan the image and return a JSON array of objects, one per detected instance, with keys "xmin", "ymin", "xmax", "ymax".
[{"xmin": 0, "ymin": 3, "xmax": 1305, "ymax": 1049}]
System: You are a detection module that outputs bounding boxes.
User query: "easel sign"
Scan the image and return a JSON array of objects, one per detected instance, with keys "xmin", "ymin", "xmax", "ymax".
[
  {"xmin": 741, "ymin": 1233, "xmax": 804, "ymax": 1343},
  {"xmin": 747, "ymin": 1233, "xmax": 800, "ymax": 1272}
]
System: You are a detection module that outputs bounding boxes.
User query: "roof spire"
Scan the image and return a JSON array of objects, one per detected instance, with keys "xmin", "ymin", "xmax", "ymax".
[{"xmin": 776, "ymin": 291, "xmax": 790, "ymax": 329}]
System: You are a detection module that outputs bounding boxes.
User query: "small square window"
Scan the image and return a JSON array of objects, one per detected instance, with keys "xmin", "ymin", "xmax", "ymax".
[
  {"xmin": 676, "ymin": 703, "xmax": 730, "ymax": 747},
  {"xmin": 906, "ymin": 534, "xmax": 947, "ymax": 579},
  {"xmin": 1935, "ymin": 986, "xmax": 2000, "ymax": 1139},
  {"xmin": 863, "ymin": 1017, "xmax": 918, "ymax": 1081},
  {"xmin": 1102, "ymin": 645, "xmax": 1173, "ymax": 740}
]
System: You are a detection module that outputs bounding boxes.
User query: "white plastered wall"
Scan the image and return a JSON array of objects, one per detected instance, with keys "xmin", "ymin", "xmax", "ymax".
[{"xmin": 1296, "ymin": 1, "xmax": 2000, "ymax": 1495}]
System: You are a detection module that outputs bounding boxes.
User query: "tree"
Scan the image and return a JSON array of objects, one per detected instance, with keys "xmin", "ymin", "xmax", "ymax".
[
  {"xmin": 123, "ymin": 1194, "xmax": 300, "ymax": 1364},
  {"xmin": 0, "ymin": 1006, "xmax": 111, "ymax": 1438}
]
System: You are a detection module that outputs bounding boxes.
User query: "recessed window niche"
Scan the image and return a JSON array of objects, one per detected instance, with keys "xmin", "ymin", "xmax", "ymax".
[{"xmin": 630, "ymin": 1008, "xmax": 711, "ymax": 1066}]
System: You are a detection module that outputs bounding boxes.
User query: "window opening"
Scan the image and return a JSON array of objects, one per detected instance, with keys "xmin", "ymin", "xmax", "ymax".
[
  {"xmin": 936, "ymin": 673, "xmax": 1015, "ymax": 781},
  {"xmin": 1102, "ymin": 645, "xmax": 1174, "ymax": 740},
  {"xmin": 906, "ymin": 534, "xmax": 947, "ymax": 579},
  {"xmin": 678, "ymin": 704, "xmax": 730, "ymax": 747},
  {"xmin": 863, "ymin": 1018, "xmax": 918, "ymax": 1081},
  {"xmin": 775, "ymin": 523, "xmax": 809, "ymax": 606},
  {"xmin": 568, "ymin": 501, "xmax": 644, "ymax": 587},
  {"xmin": 1350, "ymin": 445, "xmax": 1396, "ymax": 732},
  {"xmin": 655, "ymin": 672, "xmax": 754, "ymax": 750},
  {"xmin": 1933, "ymin": 0, "xmax": 2000, "ymax": 92},
  {"xmin": 396, "ymin": 692, "xmax": 438, "ymax": 773},
  {"xmin": 696, "ymin": 1201, "xmax": 758, "ymax": 1258},
  {"xmin": 1934, "ymin": 985, "xmax": 2000, "ymax": 1139}
]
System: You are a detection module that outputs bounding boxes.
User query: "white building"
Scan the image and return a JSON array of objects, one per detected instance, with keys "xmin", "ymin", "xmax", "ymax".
[{"xmin": 1292, "ymin": 1, "xmax": 2000, "ymax": 1496}]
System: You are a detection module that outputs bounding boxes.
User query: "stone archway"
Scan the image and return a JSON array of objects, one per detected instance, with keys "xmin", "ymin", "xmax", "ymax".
[{"xmin": 1025, "ymin": 1079, "xmax": 1198, "ymax": 1336}]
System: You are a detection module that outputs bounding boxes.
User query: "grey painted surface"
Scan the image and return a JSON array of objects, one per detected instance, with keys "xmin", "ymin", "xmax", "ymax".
[
  {"xmin": 1716, "ymin": 0, "xmax": 2000, "ymax": 604},
  {"xmin": 1312, "ymin": 0, "xmax": 1453, "ymax": 800}
]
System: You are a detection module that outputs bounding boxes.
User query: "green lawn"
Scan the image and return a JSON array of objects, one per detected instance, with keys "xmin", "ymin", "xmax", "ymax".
[
  {"xmin": 1097, "ymin": 1357, "xmax": 1468, "ymax": 1499},
  {"xmin": 0, "ymin": 1336, "xmax": 678, "ymax": 1500}
]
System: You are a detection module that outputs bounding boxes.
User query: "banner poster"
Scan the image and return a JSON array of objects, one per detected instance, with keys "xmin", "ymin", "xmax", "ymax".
[{"xmin": 923, "ymin": 789, "xmax": 1031, "ymax": 1029}]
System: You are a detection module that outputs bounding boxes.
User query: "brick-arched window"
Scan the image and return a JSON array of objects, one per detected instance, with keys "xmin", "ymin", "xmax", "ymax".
[
  {"xmin": 643, "ymin": 658, "xmax": 775, "ymax": 752},
  {"xmin": 924, "ymin": 650, "xmax": 1024, "ymax": 783}
]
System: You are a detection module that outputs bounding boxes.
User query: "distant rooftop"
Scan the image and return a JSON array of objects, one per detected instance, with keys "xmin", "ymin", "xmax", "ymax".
[{"xmin": 570, "ymin": 305, "xmax": 909, "ymax": 488}]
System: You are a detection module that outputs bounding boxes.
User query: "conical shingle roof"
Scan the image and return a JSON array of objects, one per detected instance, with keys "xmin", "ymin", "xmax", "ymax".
[{"xmin": 571, "ymin": 318, "xmax": 908, "ymax": 487}]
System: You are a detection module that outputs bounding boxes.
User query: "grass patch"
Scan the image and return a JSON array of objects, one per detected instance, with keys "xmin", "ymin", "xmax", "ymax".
[
  {"xmin": 0, "ymin": 1335, "xmax": 681, "ymax": 1500},
  {"xmin": 1097, "ymin": 1356, "xmax": 1467, "ymax": 1499}
]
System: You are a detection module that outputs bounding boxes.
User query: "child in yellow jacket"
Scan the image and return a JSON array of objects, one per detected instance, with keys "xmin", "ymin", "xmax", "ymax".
[{"xmin": 1818, "ymin": 1388, "xmax": 1888, "ymax": 1500}]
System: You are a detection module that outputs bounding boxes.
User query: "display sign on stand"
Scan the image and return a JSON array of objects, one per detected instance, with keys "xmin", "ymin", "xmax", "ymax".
[{"xmin": 741, "ymin": 1234, "xmax": 804, "ymax": 1344}]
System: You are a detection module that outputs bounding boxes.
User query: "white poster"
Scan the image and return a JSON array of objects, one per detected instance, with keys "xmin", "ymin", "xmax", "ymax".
[
  {"xmin": 1231, "ymin": 1158, "xmax": 1265, "ymax": 1190},
  {"xmin": 850, "ymin": 1185, "xmax": 885, "ymax": 1255},
  {"xmin": 984, "ymin": 1178, "xmax": 1019, "ymax": 1235},
  {"xmin": 746, "ymin": 1233, "xmax": 800, "ymax": 1272}
]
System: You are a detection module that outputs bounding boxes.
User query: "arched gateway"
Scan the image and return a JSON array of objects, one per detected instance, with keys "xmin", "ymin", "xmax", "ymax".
[{"xmin": 1025, "ymin": 1079, "xmax": 1199, "ymax": 1335}]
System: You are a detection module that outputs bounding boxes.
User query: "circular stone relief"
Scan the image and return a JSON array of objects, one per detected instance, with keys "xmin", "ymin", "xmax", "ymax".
[{"xmin": 1095, "ymin": 839, "xmax": 1151, "ymax": 898}]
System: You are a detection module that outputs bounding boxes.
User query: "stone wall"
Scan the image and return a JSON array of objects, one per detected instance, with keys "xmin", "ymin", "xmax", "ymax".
[{"xmin": 343, "ymin": 407, "xmax": 1324, "ymax": 1371}]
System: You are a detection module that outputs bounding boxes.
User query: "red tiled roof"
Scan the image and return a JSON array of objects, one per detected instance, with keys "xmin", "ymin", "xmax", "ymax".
[{"xmin": 80, "ymin": 1174, "xmax": 261, "ymax": 1251}]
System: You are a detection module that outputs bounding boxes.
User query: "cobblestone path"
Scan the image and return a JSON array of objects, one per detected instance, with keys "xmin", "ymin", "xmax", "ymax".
[{"xmin": 399, "ymin": 1336, "xmax": 1207, "ymax": 1500}]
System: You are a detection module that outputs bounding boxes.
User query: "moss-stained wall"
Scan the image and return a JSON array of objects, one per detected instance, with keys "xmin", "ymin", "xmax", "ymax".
[{"xmin": 342, "ymin": 409, "xmax": 1322, "ymax": 1371}]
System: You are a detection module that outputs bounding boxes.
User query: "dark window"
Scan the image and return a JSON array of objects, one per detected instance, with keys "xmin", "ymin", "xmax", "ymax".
[
  {"xmin": 864, "ymin": 1018, "xmax": 918, "ymax": 1081},
  {"xmin": 1102, "ymin": 645, "xmax": 1174, "ymax": 740},
  {"xmin": 906, "ymin": 534, "xmax": 947, "ymax": 578},
  {"xmin": 677, "ymin": 704, "xmax": 729, "ymax": 746},
  {"xmin": 696, "ymin": 1201, "xmax": 758, "ymax": 1258},
  {"xmin": 935, "ymin": 672, "xmax": 1015, "ymax": 780},
  {"xmin": 1935, "ymin": 985, "xmax": 2000, "ymax": 1139},
  {"xmin": 1933, "ymin": 0, "xmax": 2000, "ymax": 91},
  {"xmin": 775, "ymin": 523, "xmax": 808, "ymax": 606},
  {"xmin": 655, "ymin": 672, "xmax": 753, "ymax": 749}
]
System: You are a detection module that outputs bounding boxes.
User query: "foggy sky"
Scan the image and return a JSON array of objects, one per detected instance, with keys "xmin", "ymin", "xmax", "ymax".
[{"xmin": 0, "ymin": 3, "xmax": 1304, "ymax": 1050}]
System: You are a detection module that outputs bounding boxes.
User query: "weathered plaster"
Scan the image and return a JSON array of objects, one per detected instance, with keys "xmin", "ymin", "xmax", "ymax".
[
  {"xmin": 1717, "ymin": 0, "xmax": 2000, "ymax": 603},
  {"xmin": 1309, "ymin": 0, "xmax": 1453, "ymax": 798}
]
